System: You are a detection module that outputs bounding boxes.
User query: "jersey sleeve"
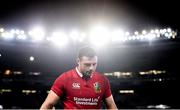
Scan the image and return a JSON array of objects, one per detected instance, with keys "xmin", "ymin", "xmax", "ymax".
[
  {"xmin": 51, "ymin": 73, "xmax": 66, "ymax": 97},
  {"xmin": 104, "ymin": 77, "xmax": 112, "ymax": 98}
]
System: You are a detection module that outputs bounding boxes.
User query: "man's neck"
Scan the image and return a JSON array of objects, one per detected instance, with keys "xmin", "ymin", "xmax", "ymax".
[{"xmin": 76, "ymin": 67, "xmax": 83, "ymax": 77}]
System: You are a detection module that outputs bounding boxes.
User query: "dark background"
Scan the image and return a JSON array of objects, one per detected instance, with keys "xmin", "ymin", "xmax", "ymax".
[{"xmin": 0, "ymin": 0, "xmax": 179, "ymax": 31}]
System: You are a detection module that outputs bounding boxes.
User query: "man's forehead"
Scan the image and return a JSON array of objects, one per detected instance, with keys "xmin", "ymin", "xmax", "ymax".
[{"xmin": 80, "ymin": 56, "xmax": 98, "ymax": 61}]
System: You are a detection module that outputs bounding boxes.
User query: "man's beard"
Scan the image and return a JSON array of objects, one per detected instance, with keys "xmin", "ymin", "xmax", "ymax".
[{"xmin": 82, "ymin": 70, "xmax": 92, "ymax": 80}]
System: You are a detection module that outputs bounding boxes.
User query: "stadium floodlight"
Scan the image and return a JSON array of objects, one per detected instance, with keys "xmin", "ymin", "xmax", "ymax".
[
  {"xmin": 142, "ymin": 30, "xmax": 147, "ymax": 35},
  {"xmin": 146, "ymin": 33, "xmax": 156, "ymax": 40},
  {"xmin": 160, "ymin": 29, "xmax": 164, "ymax": 34},
  {"xmin": 69, "ymin": 30, "xmax": 86, "ymax": 42},
  {"xmin": 1, "ymin": 32, "xmax": 14, "ymax": 40},
  {"xmin": 0, "ymin": 28, "xmax": 4, "ymax": 33},
  {"xmin": 164, "ymin": 32, "xmax": 171, "ymax": 38},
  {"xmin": 79, "ymin": 32, "xmax": 86, "ymax": 42},
  {"xmin": 169, "ymin": 32, "xmax": 173, "ymax": 37},
  {"xmin": 10, "ymin": 29, "xmax": 21, "ymax": 35},
  {"xmin": 17, "ymin": 34, "xmax": 27, "ymax": 40},
  {"xmin": 131, "ymin": 35, "xmax": 135, "ymax": 40},
  {"xmin": 139, "ymin": 35, "xmax": 144, "ymax": 40},
  {"xmin": 111, "ymin": 29, "xmax": 125, "ymax": 42},
  {"xmin": 155, "ymin": 29, "xmax": 159, "ymax": 34},
  {"xmin": 0, "ymin": 26, "xmax": 177, "ymax": 45},
  {"xmin": 134, "ymin": 31, "xmax": 139, "ymax": 35},
  {"xmin": 50, "ymin": 31, "xmax": 69, "ymax": 47},
  {"xmin": 156, "ymin": 34, "xmax": 160, "ymax": 38},
  {"xmin": 160, "ymin": 29, "xmax": 167, "ymax": 34},
  {"xmin": 69, "ymin": 30, "xmax": 79, "ymax": 41},
  {"xmin": 0, "ymin": 105, "xmax": 3, "ymax": 109},
  {"xmin": 15, "ymin": 29, "xmax": 20, "ymax": 34},
  {"xmin": 89, "ymin": 25, "xmax": 110, "ymax": 47},
  {"xmin": 125, "ymin": 32, "xmax": 130, "ymax": 36},
  {"xmin": 11, "ymin": 29, "xmax": 20, "ymax": 34},
  {"xmin": 28, "ymin": 27, "xmax": 45, "ymax": 42},
  {"xmin": 128, "ymin": 36, "xmax": 132, "ymax": 41},
  {"xmin": 150, "ymin": 29, "xmax": 155, "ymax": 34},
  {"xmin": 20, "ymin": 30, "xmax": 24, "ymax": 34},
  {"xmin": 167, "ymin": 28, "xmax": 172, "ymax": 33},
  {"xmin": 10, "ymin": 29, "xmax": 16, "ymax": 34}
]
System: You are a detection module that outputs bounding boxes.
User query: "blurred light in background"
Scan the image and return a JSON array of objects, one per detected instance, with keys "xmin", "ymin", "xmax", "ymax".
[
  {"xmin": 4, "ymin": 69, "xmax": 12, "ymax": 75},
  {"xmin": 29, "ymin": 56, "xmax": 34, "ymax": 61},
  {"xmin": 139, "ymin": 70, "xmax": 166, "ymax": 75},
  {"xmin": 1, "ymin": 32, "xmax": 14, "ymax": 40},
  {"xmin": 69, "ymin": 29, "xmax": 79, "ymax": 42},
  {"xmin": 22, "ymin": 90, "xmax": 36, "ymax": 95},
  {"xmin": 17, "ymin": 34, "xmax": 27, "ymax": 40},
  {"xmin": 111, "ymin": 29, "xmax": 125, "ymax": 42},
  {"xmin": 13, "ymin": 71, "xmax": 23, "ymax": 75},
  {"xmin": 119, "ymin": 90, "xmax": 134, "ymax": 94},
  {"xmin": 89, "ymin": 25, "xmax": 110, "ymax": 47},
  {"xmin": 49, "ymin": 31, "xmax": 69, "ymax": 47},
  {"xmin": 29, "ymin": 72, "xmax": 41, "ymax": 76},
  {"xmin": 0, "ymin": 89, "xmax": 12, "ymax": 94},
  {"xmin": 0, "ymin": 28, "xmax": 4, "ymax": 32},
  {"xmin": 0, "ymin": 26, "xmax": 178, "ymax": 49},
  {"xmin": 28, "ymin": 26, "xmax": 45, "ymax": 42}
]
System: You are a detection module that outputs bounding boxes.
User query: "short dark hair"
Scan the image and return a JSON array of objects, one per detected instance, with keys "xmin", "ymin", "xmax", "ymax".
[{"xmin": 78, "ymin": 46, "xmax": 97, "ymax": 58}]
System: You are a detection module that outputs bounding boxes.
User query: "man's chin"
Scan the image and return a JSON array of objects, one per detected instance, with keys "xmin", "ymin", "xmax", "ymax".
[{"xmin": 82, "ymin": 71, "xmax": 92, "ymax": 79}]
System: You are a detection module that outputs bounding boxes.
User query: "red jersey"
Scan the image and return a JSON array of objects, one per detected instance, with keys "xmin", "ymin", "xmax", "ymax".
[{"xmin": 51, "ymin": 68, "xmax": 112, "ymax": 109}]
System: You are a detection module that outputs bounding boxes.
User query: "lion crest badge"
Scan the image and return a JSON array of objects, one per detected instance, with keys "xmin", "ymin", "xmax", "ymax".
[{"xmin": 93, "ymin": 82, "xmax": 101, "ymax": 93}]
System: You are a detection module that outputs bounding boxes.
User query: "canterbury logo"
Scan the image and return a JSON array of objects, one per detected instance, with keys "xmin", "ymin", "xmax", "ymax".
[{"xmin": 72, "ymin": 83, "xmax": 80, "ymax": 89}]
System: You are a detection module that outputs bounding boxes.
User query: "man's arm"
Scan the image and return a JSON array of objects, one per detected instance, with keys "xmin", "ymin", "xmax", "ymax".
[
  {"xmin": 40, "ymin": 90, "xmax": 60, "ymax": 110},
  {"xmin": 105, "ymin": 95, "xmax": 118, "ymax": 109}
]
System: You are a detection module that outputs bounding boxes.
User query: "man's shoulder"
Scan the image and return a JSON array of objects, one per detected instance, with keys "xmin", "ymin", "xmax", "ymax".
[{"xmin": 93, "ymin": 72, "xmax": 110, "ymax": 84}]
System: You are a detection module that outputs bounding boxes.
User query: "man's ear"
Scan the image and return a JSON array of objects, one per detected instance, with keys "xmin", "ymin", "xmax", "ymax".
[{"xmin": 76, "ymin": 58, "xmax": 80, "ymax": 65}]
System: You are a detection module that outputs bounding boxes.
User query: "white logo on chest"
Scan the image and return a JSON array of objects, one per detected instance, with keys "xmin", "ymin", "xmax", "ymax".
[{"xmin": 72, "ymin": 83, "xmax": 80, "ymax": 89}]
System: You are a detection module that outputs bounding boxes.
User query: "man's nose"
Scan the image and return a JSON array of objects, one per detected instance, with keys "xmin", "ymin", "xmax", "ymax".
[{"xmin": 89, "ymin": 64, "xmax": 94, "ymax": 70}]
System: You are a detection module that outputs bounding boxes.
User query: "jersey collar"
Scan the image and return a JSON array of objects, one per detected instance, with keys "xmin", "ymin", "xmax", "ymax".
[
  {"xmin": 75, "ymin": 67, "xmax": 93, "ymax": 78},
  {"xmin": 76, "ymin": 67, "xmax": 83, "ymax": 77}
]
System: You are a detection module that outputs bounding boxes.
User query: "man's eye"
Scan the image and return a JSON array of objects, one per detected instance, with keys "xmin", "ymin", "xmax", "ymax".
[
  {"xmin": 84, "ymin": 63, "xmax": 96, "ymax": 66},
  {"xmin": 85, "ymin": 64, "xmax": 91, "ymax": 66}
]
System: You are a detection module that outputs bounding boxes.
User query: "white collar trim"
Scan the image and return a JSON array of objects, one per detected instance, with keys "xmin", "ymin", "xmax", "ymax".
[{"xmin": 76, "ymin": 67, "xmax": 83, "ymax": 77}]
